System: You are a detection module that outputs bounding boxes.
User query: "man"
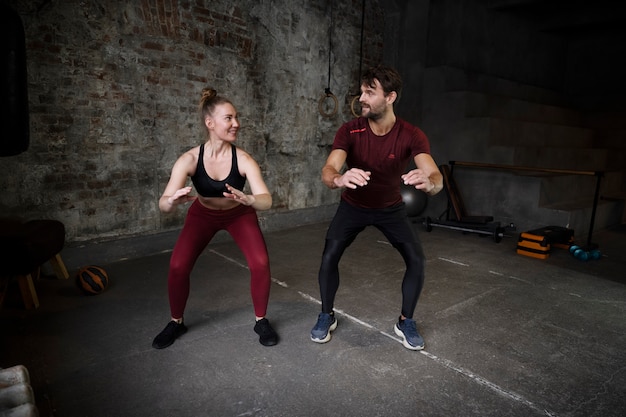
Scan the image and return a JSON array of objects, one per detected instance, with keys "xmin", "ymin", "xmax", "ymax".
[{"xmin": 311, "ymin": 65, "xmax": 442, "ymax": 350}]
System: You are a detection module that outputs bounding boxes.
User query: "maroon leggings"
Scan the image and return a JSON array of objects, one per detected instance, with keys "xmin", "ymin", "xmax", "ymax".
[{"xmin": 168, "ymin": 200, "xmax": 271, "ymax": 319}]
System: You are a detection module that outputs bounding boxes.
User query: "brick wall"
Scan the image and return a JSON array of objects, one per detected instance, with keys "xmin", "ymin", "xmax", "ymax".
[{"xmin": 0, "ymin": 0, "xmax": 384, "ymax": 242}]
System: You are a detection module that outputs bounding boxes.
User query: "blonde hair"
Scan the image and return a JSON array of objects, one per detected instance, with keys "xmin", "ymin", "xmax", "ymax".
[{"xmin": 199, "ymin": 88, "xmax": 232, "ymax": 119}]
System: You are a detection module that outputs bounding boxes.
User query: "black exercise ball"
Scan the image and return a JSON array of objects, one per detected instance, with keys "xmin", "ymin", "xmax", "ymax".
[{"xmin": 401, "ymin": 185, "xmax": 428, "ymax": 217}]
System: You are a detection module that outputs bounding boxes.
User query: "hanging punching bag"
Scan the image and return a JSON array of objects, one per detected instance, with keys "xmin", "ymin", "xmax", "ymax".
[{"xmin": 1, "ymin": 4, "xmax": 30, "ymax": 157}]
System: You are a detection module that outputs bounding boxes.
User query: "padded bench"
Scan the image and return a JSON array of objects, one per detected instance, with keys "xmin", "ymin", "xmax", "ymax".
[{"xmin": 0, "ymin": 218, "xmax": 69, "ymax": 309}]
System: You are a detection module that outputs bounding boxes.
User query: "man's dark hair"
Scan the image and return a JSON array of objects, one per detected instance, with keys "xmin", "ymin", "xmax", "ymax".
[{"xmin": 361, "ymin": 65, "xmax": 403, "ymax": 98}]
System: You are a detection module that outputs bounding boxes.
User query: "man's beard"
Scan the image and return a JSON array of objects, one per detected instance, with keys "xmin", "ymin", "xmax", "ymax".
[{"xmin": 362, "ymin": 104, "xmax": 383, "ymax": 120}]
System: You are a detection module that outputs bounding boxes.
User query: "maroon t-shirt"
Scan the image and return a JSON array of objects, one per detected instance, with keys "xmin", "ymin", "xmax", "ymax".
[{"xmin": 332, "ymin": 117, "xmax": 431, "ymax": 209}]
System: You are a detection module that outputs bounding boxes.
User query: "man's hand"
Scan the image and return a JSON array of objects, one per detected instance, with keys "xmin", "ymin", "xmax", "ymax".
[
  {"xmin": 401, "ymin": 169, "xmax": 435, "ymax": 193},
  {"xmin": 335, "ymin": 168, "xmax": 372, "ymax": 189}
]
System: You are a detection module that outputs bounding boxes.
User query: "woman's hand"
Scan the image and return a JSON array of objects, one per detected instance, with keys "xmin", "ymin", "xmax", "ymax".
[
  {"xmin": 224, "ymin": 183, "xmax": 256, "ymax": 206},
  {"xmin": 167, "ymin": 186, "xmax": 197, "ymax": 206}
]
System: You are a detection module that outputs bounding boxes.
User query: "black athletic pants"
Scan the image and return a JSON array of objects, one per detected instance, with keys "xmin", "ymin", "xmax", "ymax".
[{"xmin": 318, "ymin": 199, "xmax": 426, "ymax": 318}]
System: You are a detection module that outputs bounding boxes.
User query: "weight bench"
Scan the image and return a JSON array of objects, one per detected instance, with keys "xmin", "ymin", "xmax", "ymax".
[
  {"xmin": 424, "ymin": 164, "xmax": 514, "ymax": 242},
  {"xmin": 0, "ymin": 218, "xmax": 69, "ymax": 309}
]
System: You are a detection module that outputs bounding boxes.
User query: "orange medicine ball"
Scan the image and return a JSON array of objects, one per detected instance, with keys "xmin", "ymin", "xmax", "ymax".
[{"xmin": 76, "ymin": 265, "xmax": 109, "ymax": 295}]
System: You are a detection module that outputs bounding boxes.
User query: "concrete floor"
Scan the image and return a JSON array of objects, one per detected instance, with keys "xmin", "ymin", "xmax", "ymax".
[{"xmin": 1, "ymin": 220, "xmax": 625, "ymax": 417}]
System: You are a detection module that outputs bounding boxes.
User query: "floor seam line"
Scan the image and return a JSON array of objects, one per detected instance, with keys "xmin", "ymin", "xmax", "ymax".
[{"xmin": 210, "ymin": 247, "xmax": 557, "ymax": 417}]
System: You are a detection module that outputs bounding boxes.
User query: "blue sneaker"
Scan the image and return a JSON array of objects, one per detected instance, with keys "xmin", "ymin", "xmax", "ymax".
[
  {"xmin": 311, "ymin": 312, "xmax": 337, "ymax": 343},
  {"xmin": 394, "ymin": 318, "xmax": 424, "ymax": 350}
]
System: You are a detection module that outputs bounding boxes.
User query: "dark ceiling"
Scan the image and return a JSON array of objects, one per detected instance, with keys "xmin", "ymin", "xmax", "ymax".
[{"xmin": 485, "ymin": 0, "xmax": 626, "ymax": 40}]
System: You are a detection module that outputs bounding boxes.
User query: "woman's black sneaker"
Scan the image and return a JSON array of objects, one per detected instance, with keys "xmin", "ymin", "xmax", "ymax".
[
  {"xmin": 254, "ymin": 318, "xmax": 279, "ymax": 346},
  {"xmin": 152, "ymin": 321, "xmax": 187, "ymax": 349}
]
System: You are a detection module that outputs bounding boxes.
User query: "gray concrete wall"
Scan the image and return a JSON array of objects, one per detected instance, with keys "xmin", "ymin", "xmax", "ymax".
[
  {"xmin": 424, "ymin": 0, "xmax": 568, "ymax": 90},
  {"xmin": 381, "ymin": 0, "xmax": 431, "ymax": 125},
  {"xmin": 410, "ymin": 0, "xmax": 625, "ymax": 236},
  {"xmin": 566, "ymin": 31, "xmax": 626, "ymax": 111},
  {"xmin": 0, "ymin": 0, "xmax": 383, "ymax": 243}
]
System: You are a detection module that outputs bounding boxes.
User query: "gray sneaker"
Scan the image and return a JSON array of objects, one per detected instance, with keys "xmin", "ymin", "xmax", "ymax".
[
  {"xmin": 394, "ymin": 318, "xmax": 424, "ymax": 350},
  {"xmin": 311, "ymin": 312, "xmax": 337, "ymax": 343}
]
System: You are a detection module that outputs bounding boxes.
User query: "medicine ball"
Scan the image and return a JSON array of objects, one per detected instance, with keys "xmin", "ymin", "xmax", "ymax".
[
  {"xmin": 401, "ymin": 185, "xmax": 428, "ymax": 217},
  {"xmin": 76, "ymin": 265, "xmax": 109, "ymax": 295}
]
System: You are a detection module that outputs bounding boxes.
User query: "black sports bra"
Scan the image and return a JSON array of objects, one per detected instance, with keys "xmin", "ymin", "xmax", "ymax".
[{"xmin": 191, "ymin": 143, "xmax": 246, "ymax": 198}]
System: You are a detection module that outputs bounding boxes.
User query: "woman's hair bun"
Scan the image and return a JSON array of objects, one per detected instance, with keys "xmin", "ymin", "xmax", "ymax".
[{"xmin": 201, "ymin": 87, "xmax": 217, "ymax": 103}]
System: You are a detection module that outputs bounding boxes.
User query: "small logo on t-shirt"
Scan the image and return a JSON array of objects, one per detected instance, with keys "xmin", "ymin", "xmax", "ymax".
[
  {"xmin": 350, "ymin": 128, "xmax": 366, "ymax": 134},
  {"xmin": 388, "ymin": 153, "xmax": 396, "ymax": 159}
]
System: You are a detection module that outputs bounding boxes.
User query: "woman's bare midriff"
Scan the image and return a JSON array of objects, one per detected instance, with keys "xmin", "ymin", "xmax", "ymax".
[{"xmin": 197, "ymin": 196, "xmax": 241, "ymax": 210}]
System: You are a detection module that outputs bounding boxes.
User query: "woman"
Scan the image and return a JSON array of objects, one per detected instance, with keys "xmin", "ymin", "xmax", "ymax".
[{"xmin": 152, "ymin": 88, "xmax": 278, "ymax": 349}]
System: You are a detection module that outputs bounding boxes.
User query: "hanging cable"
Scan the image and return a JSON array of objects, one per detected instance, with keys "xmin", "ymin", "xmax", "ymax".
[
  {"xmin": 327, "ymin": 2, "xmax": 333, "ymax": 95},
  {"xmin": 358, "ymin": 0, "xmax": 365, "ymax": 87},
  {"xmin": 350, "ymin": 0, "xmax": 366, "ymax": 118},
  {"xmin": 319, "ymin": 0, "xmax": 338, "ymax": 118}
]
